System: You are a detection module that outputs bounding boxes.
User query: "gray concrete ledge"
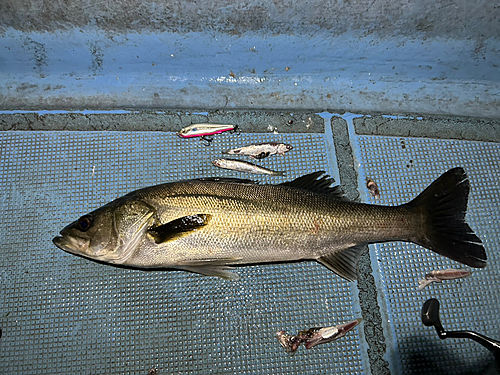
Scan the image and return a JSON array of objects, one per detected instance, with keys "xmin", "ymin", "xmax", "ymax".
[
  {"xmin": 2, "ymin": 111, "xmax": 498, "ymax": 144},
  {"xmin": 354, "ymin": 115, "xmax": 500, "ymax": 143},
  {"xmin": 0, "ymin": 110, "xmax": 324, "ymax": 133}
]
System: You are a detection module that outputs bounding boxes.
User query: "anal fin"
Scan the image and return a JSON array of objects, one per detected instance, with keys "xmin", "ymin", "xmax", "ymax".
[{"xmin": 317, "ymin": 244, "xmax": 366, "ymax": 281}]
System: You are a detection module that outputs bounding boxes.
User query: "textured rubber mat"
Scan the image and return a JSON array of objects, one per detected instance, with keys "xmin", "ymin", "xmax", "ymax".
[
  {"xmin": 0, "ymin": 131, "xmax": 364, "ymax": 374},
  {"xmin": 355, "ymin": 135, "xmax": 500, "ymax": 375}
]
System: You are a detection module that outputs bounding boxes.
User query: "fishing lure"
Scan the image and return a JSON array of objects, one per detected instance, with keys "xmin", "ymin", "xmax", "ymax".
[{"xmin": 177, "ymin": 123, "xmax": 237, "ymax": 139}]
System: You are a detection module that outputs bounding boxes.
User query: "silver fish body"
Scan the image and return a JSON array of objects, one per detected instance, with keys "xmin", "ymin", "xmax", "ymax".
[
  {"xmin": 212, "ymin": 158, "xmax": 284, "ymax": 176},
  {"xmin": 224, "ymin": 143, "xmax": 293, "ymax": 160},
  {"xmin": 418, "ymin": 268, "xmax": 472, "ymax": 290},
  {"xmin": 53, "ymin": 168, "xmax": 487, "ymax": 281}
]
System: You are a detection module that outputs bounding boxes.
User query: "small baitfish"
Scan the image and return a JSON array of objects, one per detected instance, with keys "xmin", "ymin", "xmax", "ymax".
[
  {"xmin": 276, "ymin": 318, "xmax": 362, "ymax": 352},
  {"xmin": 418, "ymin": 268, "xmax": 472, "ymax": 290},
  {"xmin": 177, "ymin": 123, "xmax": 236, "ymax": 138},
  {"xmin": 223, "ymin": 142, "xmax": 293, "ymax": 160},
  {"xmin": 53, "ymin": 168, "xmax": 486, "ymax": 282},
  {"xmin": 366, "ymin": 178, "xmax": 380, "ymax": 198},
  {"xmin": 212, "ymin": 158, "xmax": 284, "ymax": 176}
]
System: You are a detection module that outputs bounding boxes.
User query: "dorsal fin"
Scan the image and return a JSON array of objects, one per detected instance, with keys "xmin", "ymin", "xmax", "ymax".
[{"xmin": 279, "ymin": 171, "xmax": 349, "ymax": 200}]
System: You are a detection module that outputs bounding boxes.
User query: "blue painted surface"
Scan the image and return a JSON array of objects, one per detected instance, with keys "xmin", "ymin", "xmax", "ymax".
[
  {"xmin": 0, "ymin": 109, "xmax": 135, "ymax": 115},
  {"xmin": 1, "ymin": 29, "xmax": 499, "ymax": 117}
]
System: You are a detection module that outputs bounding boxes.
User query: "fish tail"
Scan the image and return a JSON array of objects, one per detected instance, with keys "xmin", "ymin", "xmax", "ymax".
[{"xmin": 405, "ymin": 167, "xmax": 487, "ymax": 268}]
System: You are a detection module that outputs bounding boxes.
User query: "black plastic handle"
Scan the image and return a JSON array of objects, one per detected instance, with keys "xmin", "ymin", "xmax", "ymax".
[
  {"xmin": 422, "ymin": 298, "xmax": 446, "ymax": 338},
  {"xmin": 421, "ymin": 298, "xmax": 500, "ymax": 372}
]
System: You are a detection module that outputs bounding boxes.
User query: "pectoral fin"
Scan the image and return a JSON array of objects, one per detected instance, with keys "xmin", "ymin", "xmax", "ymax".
[
  {"xmin": 148, "ymin": 214, "xmax": 212, "ymax": 244},
  {"xmin": 175, "ymin": 265, "xmax": 240, "ymax": 280},
  {"xmin": 317, "ymin": 244, "xmax": 366, "ymax": 281}
]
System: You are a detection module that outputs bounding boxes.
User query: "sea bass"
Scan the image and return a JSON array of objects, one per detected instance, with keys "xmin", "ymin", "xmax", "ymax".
[{"xmin": 53, "ymin": 168, "xmax": 487, "ymax": 281}]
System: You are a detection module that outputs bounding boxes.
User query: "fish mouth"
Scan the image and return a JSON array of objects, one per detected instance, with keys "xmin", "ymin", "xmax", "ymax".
[{"xmin": 52, "ymin": 234, "xmax": 90, "ymax": 256}]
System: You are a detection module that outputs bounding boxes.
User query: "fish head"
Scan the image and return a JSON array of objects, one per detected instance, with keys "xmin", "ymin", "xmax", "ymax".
[
  {"xmin": 53, "ymin": 198, "xmax": 155, "ymax": 264},
  {"xmin": 177, "ymin": 125, "xmax": 199, "ymax": 138},
  {"xmin": 177, "ymin": 126, "xmax": 191, "ymax": 138},
  {"xmin": 278, "ymin": 144, "xmax": 293, "ymax": 153},
  {"xmin": 212, "ymin": 159, "xmax": 224, "ymax": 167}
]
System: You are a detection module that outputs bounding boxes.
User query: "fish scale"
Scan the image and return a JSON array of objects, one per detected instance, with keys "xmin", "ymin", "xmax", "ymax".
[{"xmin": 143, "ymin": 181, "xmax": 414, "ymax": 243}]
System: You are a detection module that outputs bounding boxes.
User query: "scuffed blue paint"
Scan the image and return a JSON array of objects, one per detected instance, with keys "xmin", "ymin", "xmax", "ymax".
[
  {"xmin": 0, "ymin": 110, "xmax": 135, "ymax": 115},
  {"xmin": 318, "ymin": 112, "xmax": 341, "ymax": 185},
  {"xmin": 315, "ymin": 112, "xmax": 335, "ymax": 120},
  {"xmin": 1, "ymin": 29, "xmax": 499, "ymax": 117},
  {"xmin": 381, "ymin": 115, "xmax": 423, "ymax": 120}
]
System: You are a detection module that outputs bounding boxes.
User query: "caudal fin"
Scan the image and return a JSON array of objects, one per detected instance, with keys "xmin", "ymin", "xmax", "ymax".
[{"xmin": 406, "ymin": 167, "xmax": 487, "ymax": 268}]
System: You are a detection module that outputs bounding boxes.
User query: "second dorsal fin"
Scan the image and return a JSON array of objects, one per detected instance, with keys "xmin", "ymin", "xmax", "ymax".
[{"xmin": 279, "ymin": 171, "xmax": 349, "ymax": 201}]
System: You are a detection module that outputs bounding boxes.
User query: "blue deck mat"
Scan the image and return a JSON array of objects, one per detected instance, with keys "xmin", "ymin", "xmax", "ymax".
[
  {"xmin": 355, "ymin": 135, "xmax": 500, "ymax": 374},
  {"xmin": 0, "ymin": 131, "xmax": 365, "ymax": 374}
]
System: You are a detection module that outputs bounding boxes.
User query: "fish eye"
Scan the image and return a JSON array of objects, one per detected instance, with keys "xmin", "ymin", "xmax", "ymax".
[{"xmin": 76, "ymin": 215, "xmax": 93, "ymax": 232}]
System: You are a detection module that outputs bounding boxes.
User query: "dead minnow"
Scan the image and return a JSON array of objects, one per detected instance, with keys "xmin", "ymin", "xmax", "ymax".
[
  {"xmin": 418, "ymin": 268, "xmax": 472, "ymax": 290},
  {"xmin": 53, "ymin": 168, "xmax": 486, "ymax": 282},
  {"xmin": 177, "ymin": 123, "xmax": 236, "ymax": 138},
  {"xmin": 276, "ymin": 318, "xmax": 362, "ymax": 352},
  {"xmin": 303, "ymin": 319, "xmax": 362, "ymax": 349},
  {"xmin": 223, "ymin": 143, "xmax": 293, "ymax": 160},
  {"xmin": 212, "ymin": 158, "xmax": 284, "ymax": 176},
  {"xmin": 276, "ymin": 331, "xmax": 301, "ymax": 353},
  {"xmin": 366, "ymin": 178, "xmax": 380, "ymax": 198}
]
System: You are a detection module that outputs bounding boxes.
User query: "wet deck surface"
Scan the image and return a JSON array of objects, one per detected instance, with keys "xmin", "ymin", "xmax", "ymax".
[{"xmin": 0, "ymin": 110, "xmax": 499, "ymax": 374}]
